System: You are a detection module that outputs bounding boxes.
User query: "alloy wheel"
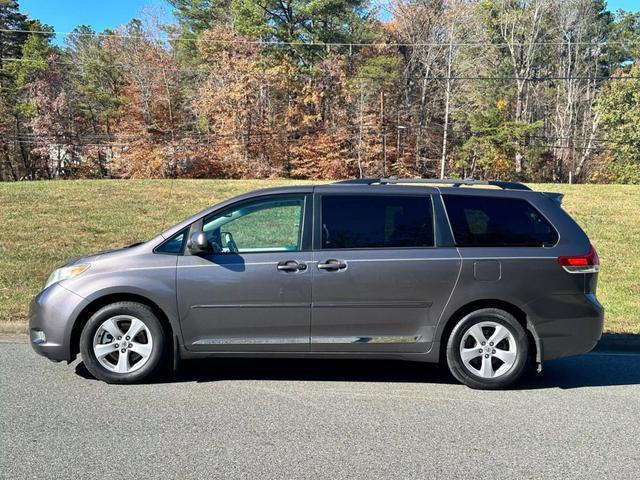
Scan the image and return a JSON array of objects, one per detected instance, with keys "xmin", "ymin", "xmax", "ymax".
[
  {"xmin": 459, "ymin": 320, "xmax": 517, "ymax": 379},
  {"xmin": 92, "ymin": 315, "xmax": 153, "ymax": 374}
]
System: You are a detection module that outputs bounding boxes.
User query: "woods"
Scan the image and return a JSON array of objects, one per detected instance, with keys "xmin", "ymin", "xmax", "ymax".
[{"xmin": 0, "ymin": 0, "xmax": 639, "ymax": 183}]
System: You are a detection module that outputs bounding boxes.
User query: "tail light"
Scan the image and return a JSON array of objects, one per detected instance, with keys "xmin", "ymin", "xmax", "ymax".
[{"xmin": 558, "ymin": 245, "xmax": 599, "ymax": 274}]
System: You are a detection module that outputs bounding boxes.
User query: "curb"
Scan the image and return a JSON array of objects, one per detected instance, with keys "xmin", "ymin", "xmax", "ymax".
[
  {"xmin": 593, "ymin": 334, "xmax": 640, "ymax": 353},
  {"xmin": 0, "ymin": 333, "xmax": 28, "ymax": 343}
]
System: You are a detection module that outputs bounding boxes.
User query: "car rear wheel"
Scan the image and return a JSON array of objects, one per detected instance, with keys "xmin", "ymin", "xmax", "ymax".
[
  {"xmin": 446, "ymin": 308, "xmax": 528, "ymax": 389},
  {"xmin": 80, "ymin": 302, "xmax": 165, "ymax": 384}
]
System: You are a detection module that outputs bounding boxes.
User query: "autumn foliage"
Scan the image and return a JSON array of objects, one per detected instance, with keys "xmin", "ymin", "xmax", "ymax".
[{"xmin": 1, "ymin": 0, "xmax": 640, "ymax": 183}]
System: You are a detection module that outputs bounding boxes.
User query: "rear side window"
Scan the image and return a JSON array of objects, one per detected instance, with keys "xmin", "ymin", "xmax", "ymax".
[
  {"xmin": 442, "ymin": 195, "xmax": 558, "ymax": 247},
  {"xmin": 321, "ymin": 195, "xmax": 434, "ymax": 249}
]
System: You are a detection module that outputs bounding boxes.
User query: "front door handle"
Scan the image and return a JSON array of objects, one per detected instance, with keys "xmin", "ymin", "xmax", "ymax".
[
  {"xmin": 277, "ymin": 260, "xmax": 307, "ymax": 272},
  {"xmin": 317, "ymin": 259, "xmax": 347, "ymax": 271}
]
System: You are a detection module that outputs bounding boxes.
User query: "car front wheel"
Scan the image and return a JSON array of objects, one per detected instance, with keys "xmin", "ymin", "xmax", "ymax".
[
  {"xmin": 79, "ymin": 302, "xmax": 165, "ymax": 384},
  {"xmin": 446, "ymin": 308, "xmax": 528, "ymax": 389}
]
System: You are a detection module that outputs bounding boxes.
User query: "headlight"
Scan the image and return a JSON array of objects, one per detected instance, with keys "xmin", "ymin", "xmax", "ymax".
[{"xmin": 44, "ymin": 264, "xmax": 90, "ymax": 290}]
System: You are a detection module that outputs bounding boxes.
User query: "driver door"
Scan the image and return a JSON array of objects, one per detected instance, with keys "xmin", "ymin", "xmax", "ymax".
[{"xmin": 177, "ymin": 193, "xmax": 313, "ymax": 352}]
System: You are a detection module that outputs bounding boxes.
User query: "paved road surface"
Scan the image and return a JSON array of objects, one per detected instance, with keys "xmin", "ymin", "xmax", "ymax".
[{"xmin": 1, "ymin": 342, "xmax": 639, "ymax": 479}]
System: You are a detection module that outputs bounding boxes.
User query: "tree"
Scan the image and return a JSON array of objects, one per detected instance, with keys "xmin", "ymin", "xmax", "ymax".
[
  {"xmin": 232, "ymin": 0, "xmax": 376, "ymax": 64},
  {"xmin": 392, "ymin": 0, "xmax": 447, "ymax": 176},
  {"xmin": 166, "ymin": 0, "xmax": 233, "ymax": 63},
  {"xmin": 608, "ymin": 9, "xmax": 640, "ymax": 66},
  {"xmin": 4, "ymin": 24, "xmax": 55, "ymax": 92},
  {"xmin": 289, "ymin": 56, "xmax": 355, "ymax": 178},
  {"xmin": 1, "ymin": 22, "xmax": 56, "ymax": 179},
  {"xmin": 348, "ymin": 53, "xmax": 403, "ymax": 177},
  {"xmin": 66, "ymin": 26, "xmax": 125, "ymax": 134},
  {"xmin": 459, "ymin": 102, "xmax": 542, "ymax": 179},
  {"xmin": 28, "ymin": 55, "xmax": 76, "ymax": 178},
  {"xmin": 480, "ymin": 0, "xmax": 550, "ymax": 173},
  {"xmin": 548, "ymin": 0, "xmax": 608, "ymax": 181},
  {"xmin": 0, "ymin": 93, "xmax": 18, "ymax": 180},
  {"xmin": 106, "ymin": 17, "xmax": 185, "ymax": 178},
  {"xmin": 0, "ymin": 0, "xmax": 33, "ymax": 73},
  {"xmin": 193, "ymin": 26, "xmax": 276, "ymax": 176},
  {"xmin": 595, "ymin": 64, "xmax": 640, "ymax": 183},
  {"xmin": 169, "ymin": 0, "xmax": 233, "ymax": 31},
  {"xmin": 1, "ymin": 0, "xmax": 638, "ymax": 183}
]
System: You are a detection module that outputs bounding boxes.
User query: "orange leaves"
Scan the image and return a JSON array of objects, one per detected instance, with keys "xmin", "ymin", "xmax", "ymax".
[{"xmin": 290, "ymin": 130, "xmax": 354, "ymax": 179}]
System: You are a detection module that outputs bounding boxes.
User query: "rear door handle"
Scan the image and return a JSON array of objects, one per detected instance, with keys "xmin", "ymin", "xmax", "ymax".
[
  {"xmin": 317, "ymin": 259, "xmax": 347, "ymax": 271},
  {"xmin": 277, "ymin": 260, "xmax": 307, "ymax": 272}
]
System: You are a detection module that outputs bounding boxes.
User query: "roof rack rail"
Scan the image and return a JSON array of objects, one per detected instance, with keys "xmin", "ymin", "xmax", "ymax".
[{"xmin": 334, "ymin": 177, "xmax": 531, "ymax": 191}]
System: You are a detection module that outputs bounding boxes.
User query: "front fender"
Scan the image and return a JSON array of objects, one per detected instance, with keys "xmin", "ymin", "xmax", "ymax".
[{"xmin": 62, "ymin": 262, "xmax": 181, "ymax": 353}]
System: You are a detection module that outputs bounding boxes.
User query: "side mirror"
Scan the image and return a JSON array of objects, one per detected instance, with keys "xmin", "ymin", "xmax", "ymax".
[{"xmin": 187, "ymin": 231, "xmax": 210, "ymax": 254}]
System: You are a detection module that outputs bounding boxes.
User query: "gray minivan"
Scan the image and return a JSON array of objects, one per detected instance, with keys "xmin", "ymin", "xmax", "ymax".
[{"xmin": 29, "ymin": 178, "xmax": 603, "ymax": 389}]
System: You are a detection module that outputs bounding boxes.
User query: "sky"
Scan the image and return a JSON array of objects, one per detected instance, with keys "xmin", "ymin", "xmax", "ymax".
[
  {"xmin": 18, "ymin": 0, "xmax": 640, "ymax": 41},
  {"xmin": 607, "ymin": 0, "xmax": 640, "ymax": 11},
  {"xmin": 19, "ymin": 0, "xmax": 174, "ymax": 38}
]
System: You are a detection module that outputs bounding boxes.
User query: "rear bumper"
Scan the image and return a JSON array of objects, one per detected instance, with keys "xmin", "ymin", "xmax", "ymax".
[
  {"xmin": 527, "ymin": 293, "xmax": 604, "ymax": 361},
  {"xmin": 28, "ymin": 283, "xmax": 88, "ymax": 362}
]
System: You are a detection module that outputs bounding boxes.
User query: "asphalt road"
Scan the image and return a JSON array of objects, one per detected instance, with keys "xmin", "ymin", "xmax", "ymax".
[{"xmin": 1, "ymin": 342, "xmax": 639, "ymax": 480}]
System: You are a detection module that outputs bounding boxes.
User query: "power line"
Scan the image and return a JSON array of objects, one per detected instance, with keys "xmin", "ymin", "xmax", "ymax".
[
  {"xmin": 5, "ymin": 118, "xmax": 638, "ymax": 146},
  {"xmin": 520, "ymin": 143, "xmax": 613, "ymax": 151},
  {"xmin": 529, "ymin": 134, "xmax": 639, "ymax": 146},
  {"xmin": 8, "ymin": 133, "xmax": 636, "ymax": 147},
  {"xmin": 3, "ymin": 130, "xmax": 637, "ymax": 150},
  {"xmin": 2, "ymin": 57, "xmax": 638, "ymax": 82},
  {"xmin": 0, "ymin": 27, "xmax": 635, "ymax": 48},
  {"xmin": 3, "ymin": 138, "xmax": 628, "ymax": 153},
  {"xmin": 4, "ymin": 123, "xmax": 384, "ymax": 142},
  {"xmin": 4, "ymin": 125, "xmax": 385, "ymax": 146}
]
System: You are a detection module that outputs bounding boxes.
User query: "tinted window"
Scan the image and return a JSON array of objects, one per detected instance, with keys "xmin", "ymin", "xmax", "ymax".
[
  {"xmin": 442, "ymin": 195, "xmax": 558, "ymax": 247},
  {"xmin": 155, "ymin": 228, "xmax": 187, "ymax": 254},
  {"xmin": 321, "ymin": 195, "xmax": 434, "ymax": 249},
  {"xmin": 203, "ymin": 196, "xmax": 305, "ymax": 253}
]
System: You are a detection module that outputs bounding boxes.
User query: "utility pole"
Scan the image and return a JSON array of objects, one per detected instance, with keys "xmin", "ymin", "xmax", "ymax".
[
  {"xmin": 382, "ymin": 128, "xmax": 387, "ymax": 177},
  {"xmin": 380, "ymin": 91, "xmax": 387, "ymax": 177},
  {"xmin": 397, "ymin": 124, "xmax": 407, "ymax": 166}
]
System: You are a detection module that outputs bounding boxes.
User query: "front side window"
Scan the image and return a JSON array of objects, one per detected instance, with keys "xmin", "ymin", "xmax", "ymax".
[
  {"xmin": 442, "ymin": 195, "xmax": 558, "ymax": 247},
  {"xmin": 202, "ymin": 196, "xmax": 305, "ymax": 253},
  {"xmin": 321, "ymin": 195, "xmax": 434, "ymax": 249},
  {"xmin": 155, "ymin": 228, "xmax": 188, "ymax": 254}
]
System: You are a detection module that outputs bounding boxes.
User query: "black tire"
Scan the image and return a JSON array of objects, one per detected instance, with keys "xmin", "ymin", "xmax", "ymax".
[
  {"xmin": 80, "ymin": 302, "xmax": 166, "ymax": 384},
  {"xmin": 445, "ymin": 308, "xmax": 528, "ymax": 390}
]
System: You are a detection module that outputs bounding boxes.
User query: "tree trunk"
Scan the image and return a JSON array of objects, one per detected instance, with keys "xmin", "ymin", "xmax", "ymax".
[{"xmin": 440, "ymin": 23, "xmax": 455, "ymax": 179}]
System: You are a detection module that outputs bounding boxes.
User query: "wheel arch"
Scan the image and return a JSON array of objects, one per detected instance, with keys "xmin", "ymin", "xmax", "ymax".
[
  {"xmin": 437, "ymin": 299, "xmax": 541, "ymax": 366},
  {"xmin": 70, "ymin": 292, "xmax": 176, "ymax": 361}
]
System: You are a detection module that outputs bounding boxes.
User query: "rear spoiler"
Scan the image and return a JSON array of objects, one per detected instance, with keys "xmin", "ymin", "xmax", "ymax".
[{"xmin": 543, "ymin": 192, "xmax": 564, "ymax": 206}]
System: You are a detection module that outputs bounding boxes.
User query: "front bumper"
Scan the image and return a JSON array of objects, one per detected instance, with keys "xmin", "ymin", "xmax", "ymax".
[
  {"xmin": 527, "ymin": 293, "xmax": 604, "ymax": 361},
  {"xmin": 28, "ymin": 283, "xmax": 88, "ymax": 362}
]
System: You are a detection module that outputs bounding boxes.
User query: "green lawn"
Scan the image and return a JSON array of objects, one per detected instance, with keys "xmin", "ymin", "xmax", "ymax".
[{"xmin": 0, "ymin": 180, "xmax": 638, "ymax": 334}]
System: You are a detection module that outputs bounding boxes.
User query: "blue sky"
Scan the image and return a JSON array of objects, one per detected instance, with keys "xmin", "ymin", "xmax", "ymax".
[
  {"xmin": 607, "ymin": 0, "xmax": 640, "ymax": 12},
  {"xmin": 19, "ymin": 0, "xmax": 173, "ymax": 37},
  {"xmin": 18, "ymin": 0, "xmax": 640, "ymax": 39}
]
